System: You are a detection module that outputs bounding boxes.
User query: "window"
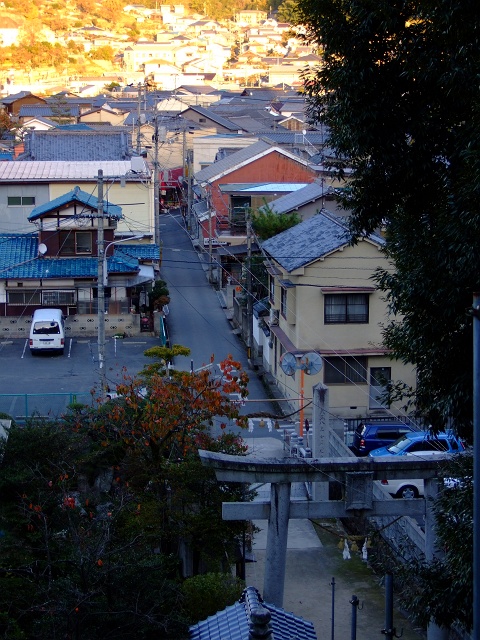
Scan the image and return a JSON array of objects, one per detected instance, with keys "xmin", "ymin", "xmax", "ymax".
[
  {"xmin": 324, "ymin": 357, "xmax": 368, "ymax": 384},
  {"xmin": 33, "ymin": 322, "xmax": 60, "ymax": 335},
  {"xmin": 269, "ymin": 275, "xmax": 275, "ymax": 304},
  {"xmin": 324, "ymin": 293, "xmax": 369, "ymax": 324},
  {"xmin": 281, "ymin": 286, "xmax": 287, "ymax": 317},
  {"xmin": 42, "ymin": 290, "xmax": 75, "ymax": 306},
  {"xmin": 75, "ymin": 232, "xmax": 92, "ymax": 254},
  {"xmin": 408, "ymin": 440, "xmax": 449, "ymax": 453},
  {"xmin": 8, "ymin": 196, "xmax": 35, "ymax": 206},
  {"xmin": 8, "ymin": 290, "xmax": 42, "ymax": 305},
  {"xmin": 59, "ymin": 231, "xmax": 92, "ymax": 255}
]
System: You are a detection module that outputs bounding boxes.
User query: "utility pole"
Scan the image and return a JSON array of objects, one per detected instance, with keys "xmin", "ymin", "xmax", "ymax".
[
  {"xmin": 246, "ymin": 211, "xmax": 253, "ymax": 364},
  {"xmin": 97, "ymin": 169, "xmax": 106, "ymax": 399},
  {"xmin": 186, "ymin": 148, "xmax": 193, "ymax": 232},
  {"xmin": 207, "ymin": 191, "xmax": 213, "ymax": 283},
  {"xmin": 153, "ymin": 116, "xmax": 161, "ymax": 249},
  {"xmin": 473, "ymin": 292, "xmax": 480, "ymax": 638},
  {"xmin": 136, "ymin": 83, "xmax": 142, "ymax": 155}
]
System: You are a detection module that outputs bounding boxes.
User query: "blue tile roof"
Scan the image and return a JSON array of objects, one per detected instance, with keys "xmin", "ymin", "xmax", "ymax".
[
  {"xmin": 0, "ymin": 255, "xmax": 138, "ymax": 279},
  {"xmin": 0, "ymin": 233, "xmax": 139, "ymax": 279},
  {"xmin": 189, "ymin": 587, "xmax": 317, "ymax": 640},
  {"xmin": 0, "ymin": 234, "xmax": 37, "ymax": 275},
  {"xmin": 55, "ymin": 123, "xmax": 95, "ymax": 130},
  {"xmin": 28, "ymin": 186, "xmax": 123, "ymax": 221},
  {"xmin": 261, "ymin": 210, "xmax": 385, "ymax": 272},
  {"xmin": 116, "ymin": 244, "xmax": 160, "ymax": 260}
]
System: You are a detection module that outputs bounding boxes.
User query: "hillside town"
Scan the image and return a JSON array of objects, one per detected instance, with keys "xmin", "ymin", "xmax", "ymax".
[{"xmin": 0, "ymin": 2, "xmax": 476, "ymax": 640}]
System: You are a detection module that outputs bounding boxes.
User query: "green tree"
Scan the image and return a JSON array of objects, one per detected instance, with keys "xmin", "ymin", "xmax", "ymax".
[
  {"xmin": 297, "ymin": 0, "xmax": 479, "ymax": 634},
  {"xmin": 252, "ymin": 204, "xmax": 301, "ymax": 240},
  {"xmin": 0, "ymin": 421, "xmax": 188, "ymax": 639},
  {"xmin": 183, "ymin": 573, "xmax": 245, "ymax": 623},
  {"xmin": 398, "ymin": 452, "xmax": 473, "ymax": 631},
  {"xmin": 299, "ymin": 0, "xmax": 480, "ymax": 438},
  {"xmin": 48, "ymin": 93, "xmax": 74, "ymax": 124},
  {"xmin": 277, "ymin": 0, "xmax": 300, "ymax": 24},
  {"xmin": 0, "ymin": 353, "xmax": 252, "ymax": 639},
  {"xmin": 0, "ymin": 111, "xmax": 21, "ymax": 141}
]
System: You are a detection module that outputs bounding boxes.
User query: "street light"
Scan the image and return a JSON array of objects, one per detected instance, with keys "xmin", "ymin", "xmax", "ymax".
[
  {"xmin": 102, "ymin": 235, "xmax": 145, "ymax": 286},
  {"xmin": 97, "ymin": 231, "xmax": 145, "ymax": 398},
  {"xmin": 96, "ymin": 166, "xmax": 146, "ymax": 398}
]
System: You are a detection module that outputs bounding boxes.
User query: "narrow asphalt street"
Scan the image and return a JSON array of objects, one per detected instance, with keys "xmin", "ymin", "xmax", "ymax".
[{"xmin": 158, "ymin": 210, "xmax": 283, "ymax": 439}]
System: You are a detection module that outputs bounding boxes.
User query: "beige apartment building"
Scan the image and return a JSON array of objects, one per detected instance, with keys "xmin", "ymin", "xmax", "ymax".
[{"xmin": 260, "ymin": 211, "xmax": 416, "ymax": 430}]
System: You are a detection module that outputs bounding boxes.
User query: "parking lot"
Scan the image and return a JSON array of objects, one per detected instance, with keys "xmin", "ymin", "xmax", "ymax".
[{"xmin": 0, "ymin": 336, "xmax": 163, "ymax": 420}]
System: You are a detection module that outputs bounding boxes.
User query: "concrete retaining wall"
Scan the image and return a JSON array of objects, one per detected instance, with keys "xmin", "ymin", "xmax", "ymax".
[{"xmin": 0, "ymin": 314, "xmax": 159, "ymax": 338}]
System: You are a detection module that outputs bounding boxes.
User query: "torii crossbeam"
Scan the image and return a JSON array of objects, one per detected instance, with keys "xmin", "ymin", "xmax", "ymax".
[{"xmin": 199, "ymin": 451, "xmax": 445, "ymax": 607}]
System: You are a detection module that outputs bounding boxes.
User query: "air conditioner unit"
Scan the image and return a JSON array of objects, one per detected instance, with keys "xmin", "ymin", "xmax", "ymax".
[{"xmin": 270, "ymin": 308, "xmax": 279, "ymax": 325}]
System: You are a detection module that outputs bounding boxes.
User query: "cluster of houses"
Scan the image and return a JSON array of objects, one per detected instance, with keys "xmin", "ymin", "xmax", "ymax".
[
  {"xmin": 0, "ymin": 3, "xmax": 317, "ymax": 95},
  {"xmin": 0, "ymin": 84, "xmax": 415, "ymax": 429}
]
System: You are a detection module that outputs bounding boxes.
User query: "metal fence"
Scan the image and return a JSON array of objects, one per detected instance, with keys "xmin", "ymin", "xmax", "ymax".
[{"xmin": 0, "ymin": 393, "xmax": 95, "ymax": 423}]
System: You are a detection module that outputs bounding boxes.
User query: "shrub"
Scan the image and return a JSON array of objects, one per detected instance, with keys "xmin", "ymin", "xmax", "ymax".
[{"xmin": 182, "ymin": 572, "xmax": 245, "ymax": 623}]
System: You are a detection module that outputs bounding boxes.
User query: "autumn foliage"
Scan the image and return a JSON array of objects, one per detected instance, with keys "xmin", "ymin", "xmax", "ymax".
[
  {"xmin": 80, "ymin": 354, "xmax": 250, "ymax": 462},
  {"xmin": 0, "ymin": 355, "xmax": 253, "ymax": 637}
]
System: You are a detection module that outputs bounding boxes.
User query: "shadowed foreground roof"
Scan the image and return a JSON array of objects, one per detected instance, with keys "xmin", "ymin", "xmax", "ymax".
[{"xmin": 189, "ymin": 586, "xmax": 317, "ymax": 640}]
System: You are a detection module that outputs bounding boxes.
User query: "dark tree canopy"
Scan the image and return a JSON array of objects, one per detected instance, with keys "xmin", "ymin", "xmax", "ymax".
[
  {"xmin": 398, "ymin": 453, "xmax": 474, "ymax": 631},
  {"xmin": 299, "ymin": 0, "xmax": 480, "ymax": 437},
  {"xmin": 0, "ymin": 358, "xmax": 252, "ymax": 638}
]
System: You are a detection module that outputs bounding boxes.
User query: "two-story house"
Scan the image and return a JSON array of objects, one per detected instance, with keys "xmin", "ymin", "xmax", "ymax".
[
  {"xmin": 194, "ymin": 139, "xmax": 317, "ymax": 246},
  {"xmin": 0, "ymin": 186, "xmax": 158, "ymax": 320},
  {"xmin": 0, "ymin": 160, "xmax": 153, "ymax": 237},
  {"xmin": 260, "ymin": 210, "xmax": 416, "ymax": 430}
]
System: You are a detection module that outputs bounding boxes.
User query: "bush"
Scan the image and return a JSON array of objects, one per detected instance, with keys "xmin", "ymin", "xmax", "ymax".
[{"xmin": 182, "ymin": 572, "xmax": 245, "ymax": 623}]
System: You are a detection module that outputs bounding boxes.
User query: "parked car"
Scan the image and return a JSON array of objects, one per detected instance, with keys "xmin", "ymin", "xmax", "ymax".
[
  {"xmin": 378, "ymin": 475, "xmax": 463, "ymax": 499},
  {"xmin": 370, "ymin": 431, "xmax": 465, "ymax": 498},
  {"xmin": 368, "ymin": 430, "xmax": 465, "ymax": 458},
  {"xmin": 377, "ymin": 477, "xmax": 424, "ymax": 499},
  {"xmin": 350, "ymin": 421, "xmax": 417, "ymax": 456}
]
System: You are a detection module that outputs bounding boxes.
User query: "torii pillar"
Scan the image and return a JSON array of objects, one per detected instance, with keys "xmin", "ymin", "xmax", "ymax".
[{"xmin": 199, "ymin": 451, "xmax": 441, "ymax": 608}]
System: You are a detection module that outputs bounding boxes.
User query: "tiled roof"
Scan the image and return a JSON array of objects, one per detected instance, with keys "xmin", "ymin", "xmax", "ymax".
[
  {"xmin": 0, "ymin": 254, "xmax": 138, "ymax": 279},
  {"xmin": 260, "ymin": 131, "xmax": 328, "ymax": 146},
  {"xmin": 54, "ymin": 123, "xmax": 95, "ymax": 130},
  {"xmin": 261, "ymin": 210, "xmax": 385, "ymax": 272},
  {"xmin": 20, "ymin": 130, "xmax": 132, "ymax": 161},
  {"xmin": 0, "ymin": 243, "xmax": 139, "ymax": 280},
  {"xmin": 116, "ymin": 244, "xmax": 160, "ymax": 260},
  {"xmin": 2, "ymin": 91, "xmax": 37, "ymax": 104},
  {"xmin": 0, "ymin": 233, "xmax": 147, "ymax": 279},
  {"xmin": 194, "ymin": 140, "xmax": 308, "ymax": 184},
  {"xmin": 0, "ymin": 234, "xmax": 37, "ymax": 274},
  {"xmin": 184, "ymin": 105, "xmax": 243, "ymax": 131},
  {"xmin": 18, "ymin": 105, "xmax": 80, "ymax": 118},
  {"xmin": 0, "ymin": 161, "xmax": 150, "ymax": 182},
  {"xmin": 189, "ymin": 586, "xmax": 317, "ymax": 640},
  {"xmin": 227, "ymin": 115, "xmax": 272, "ymax": 133},
  {"xmin": 28, "ymin": 186, "xmax": 123, "ymax": 221},
  {"xmin": 22, "ymin": 116, "xmax": 58, "ymax": 128}
]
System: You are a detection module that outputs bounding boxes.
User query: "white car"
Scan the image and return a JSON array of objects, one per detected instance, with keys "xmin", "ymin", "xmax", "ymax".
[
  {"xmin": 377, "ymin": 476, "xmax": 462, "ymax": 499},
  {"xmin": 377, "ymin": 478, "xmax": 424, "ymax": 499}
]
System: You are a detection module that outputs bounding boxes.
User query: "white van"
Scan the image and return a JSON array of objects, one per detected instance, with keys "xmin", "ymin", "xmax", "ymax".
[{"xmin": 29, "ymin": 309, "xmax": 65, "ymax": 355}]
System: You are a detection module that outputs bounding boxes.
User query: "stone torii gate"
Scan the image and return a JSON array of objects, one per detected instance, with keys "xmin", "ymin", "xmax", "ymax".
[{"xmin": 199, "ymin": 451, "xmax": 447, "ymax": 639}]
